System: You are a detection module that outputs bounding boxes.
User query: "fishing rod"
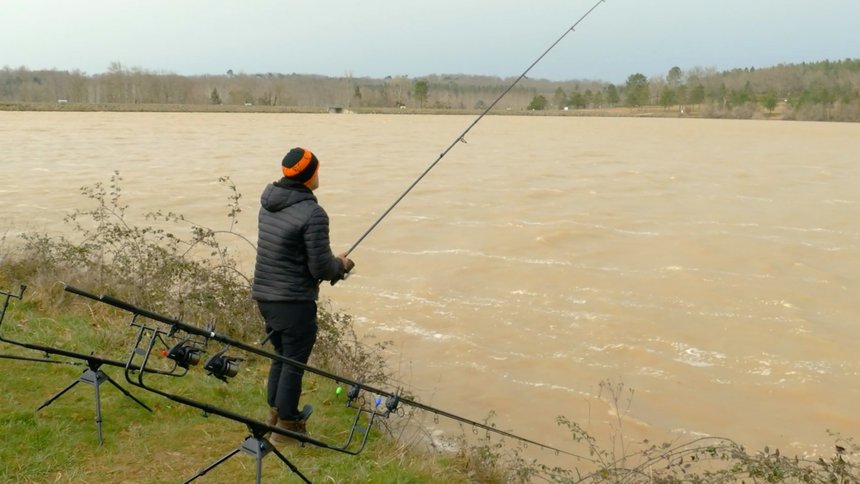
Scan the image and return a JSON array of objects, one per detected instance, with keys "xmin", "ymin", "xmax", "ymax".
[
  {"xmin": 0, "ymin": 284, "xmax": 186, "ymax": 378},
  {"xmin": 0, "ymin": 353, "xmax": 84, "ymax": 365},
  {"xmin": 0, "ymin": 286, "xmax": 120, "ymax": 368},
  {"xmin": 64, "ymin": 284, "xmax": 596, "ymax": 461},
  {"xmin": 344, "ymin": 0, "xmax": 606, "ymax": 257}
]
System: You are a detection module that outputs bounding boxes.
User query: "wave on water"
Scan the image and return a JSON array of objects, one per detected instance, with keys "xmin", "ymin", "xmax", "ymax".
[
  {"xmin": 508, "ymin": 378, "xmax": 585, "ymax": 396},
  {"xmin": 671, "ymin": 343, "xmax": 727, "ymax": 368},
  {"xmin": 366, "ymin": 246, "xmax": 572, "ymax": 266},
  {"xmin": 374, "ymin": 318, "xmax": 475, "ymax": 346}
]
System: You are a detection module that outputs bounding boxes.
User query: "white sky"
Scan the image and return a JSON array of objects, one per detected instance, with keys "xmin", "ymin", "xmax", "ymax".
[{"xmin": 2, "ymin": 0, "xmax": 859, "ymax": 83}]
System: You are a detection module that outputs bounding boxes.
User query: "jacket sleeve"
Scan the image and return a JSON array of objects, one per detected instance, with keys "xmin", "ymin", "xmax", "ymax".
[{"xmin": 304, "ymin": 205, "xmax": 345, "ymax": 281}]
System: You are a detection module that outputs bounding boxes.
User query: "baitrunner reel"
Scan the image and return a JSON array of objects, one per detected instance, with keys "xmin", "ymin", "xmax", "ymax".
[
  {"xmin": 163, "ymin": 337, "xmax": 203, "ymax": 369},
  {"xmin": 203, "ymin": 345, "xmax": 241, "ymax": 382}
]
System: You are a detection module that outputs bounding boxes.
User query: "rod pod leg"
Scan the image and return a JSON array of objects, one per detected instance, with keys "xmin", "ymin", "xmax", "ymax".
[
  {"xmin": 184, "ymin": 429, "xmax": 310, "ymax": 484},
  {"xmin": 36, "ymin": 362, "xmax": 150, "ymax": 446}
]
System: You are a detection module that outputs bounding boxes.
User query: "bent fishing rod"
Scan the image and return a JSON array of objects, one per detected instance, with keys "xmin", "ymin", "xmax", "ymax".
[
  {"xmin": 343, "ymin": 0, "xmax": 606, "ymax": 257},
  {"xmin": 64, "ymin": 284, "xmax": 595, "ymax": 461}
]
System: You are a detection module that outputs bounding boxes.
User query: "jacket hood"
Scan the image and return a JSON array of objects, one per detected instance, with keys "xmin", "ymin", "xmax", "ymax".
[{"xmin": 260, "ymin": 179, "xmax": 316, "ymax": 212}]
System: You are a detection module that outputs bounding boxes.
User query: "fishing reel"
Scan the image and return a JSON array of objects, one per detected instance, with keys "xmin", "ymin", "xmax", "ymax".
[
  {"xmin": 204, "ymin": 346, "xmax": 241, "ymax": 382},
  {"xmin": 163, "ymin": 337, "xmax": 203, "ymax": 369}
]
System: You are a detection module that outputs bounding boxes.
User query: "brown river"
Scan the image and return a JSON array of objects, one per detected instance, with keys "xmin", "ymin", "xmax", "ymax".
[{"xmin": 1, "ymin": 112, "xmax": 858, "ymax": 461}]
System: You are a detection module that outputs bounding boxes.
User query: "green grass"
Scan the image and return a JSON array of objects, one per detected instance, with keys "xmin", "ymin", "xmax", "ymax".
[{"xmin": 0, "ymin": 304, "xmax": 472, "ymax": 483}]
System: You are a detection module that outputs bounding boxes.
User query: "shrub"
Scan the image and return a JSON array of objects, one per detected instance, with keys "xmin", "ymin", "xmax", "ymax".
[{"xmin": 8, "ymin": 172, "xmax": 253, "ymax": 338}]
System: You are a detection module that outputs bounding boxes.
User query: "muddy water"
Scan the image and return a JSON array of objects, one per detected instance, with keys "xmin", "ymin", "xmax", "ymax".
[{"xmin": 2, "ymin": 112, "xmax": 859, "ymax": 459}]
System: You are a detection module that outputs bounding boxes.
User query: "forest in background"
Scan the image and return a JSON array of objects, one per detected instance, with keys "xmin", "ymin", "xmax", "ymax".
[{"xmin": 2, "ymin": 58, "xmax": 859, "ymax": 121}]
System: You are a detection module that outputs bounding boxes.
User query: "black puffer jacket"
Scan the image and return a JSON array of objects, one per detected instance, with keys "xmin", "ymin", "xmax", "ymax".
[{"xmin": 252, "ymin": 178, "xmax": 345, "ymax": 302}]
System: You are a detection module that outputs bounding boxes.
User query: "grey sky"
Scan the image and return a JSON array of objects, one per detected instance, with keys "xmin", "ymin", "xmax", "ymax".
[{"xmin": 3, "ymin": 0, "xmax": 858, "ymax": 83}]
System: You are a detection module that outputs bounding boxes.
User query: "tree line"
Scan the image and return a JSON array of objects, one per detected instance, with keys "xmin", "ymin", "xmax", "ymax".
[{"xmin": 2, "ymin": 59, "xmax": 859, "ymax": 121}]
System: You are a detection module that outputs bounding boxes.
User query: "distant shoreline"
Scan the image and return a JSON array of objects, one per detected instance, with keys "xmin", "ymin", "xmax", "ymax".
[
  {"xmin": 0, "ymin": 101, "xmax": 792, "ymax": 120},
  {"xmin": 5, "ymin": 59, "xmax": 858, "ymax": 121}
]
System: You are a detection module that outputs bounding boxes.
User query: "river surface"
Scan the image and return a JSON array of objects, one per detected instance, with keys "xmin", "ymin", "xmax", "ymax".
[{"xmin": 2, "ymin": 112, "xmax": 859, "ymax": 461}]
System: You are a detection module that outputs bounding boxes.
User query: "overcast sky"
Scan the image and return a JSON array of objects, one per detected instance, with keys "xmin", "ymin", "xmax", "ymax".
[{"xmin": 3, "ymin": 0, "xmax": 859, "ymax": 84}]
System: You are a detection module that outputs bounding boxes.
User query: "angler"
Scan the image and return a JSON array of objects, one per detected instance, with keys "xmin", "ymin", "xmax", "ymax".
[{"xmin": 251, "ymin": 147, "xmax": 355, "ymax": 445}]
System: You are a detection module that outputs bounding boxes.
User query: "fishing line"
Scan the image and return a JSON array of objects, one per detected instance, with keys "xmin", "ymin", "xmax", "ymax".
[{"xmin": 344, "ymin": 0, "xmax": 606, "ymax": 257}]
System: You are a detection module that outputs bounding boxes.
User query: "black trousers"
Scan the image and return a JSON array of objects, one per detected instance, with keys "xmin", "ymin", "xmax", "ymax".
[{"xmin": 257, "ymin": 300, "xmax": 318, "ymax": 421}]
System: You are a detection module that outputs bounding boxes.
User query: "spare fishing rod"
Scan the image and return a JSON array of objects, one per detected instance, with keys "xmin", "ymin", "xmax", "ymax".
[
  {"xmin": 0, "ymin": 284, "xmax": 187, "ymax": 378},
  {"xmin": 64, "ymin": 284, "xmax": 596, "ymax": 461},
  {"xmin": 343, "ymin": 0, "xmax": 606, "ymax": 257},
  {"xmin": 0, "ymin": 285, "xmax": 134, "ymax": 370},
  {"xmin": 0, "ymin": 353, "xmax": 84, "ymax": 365}
]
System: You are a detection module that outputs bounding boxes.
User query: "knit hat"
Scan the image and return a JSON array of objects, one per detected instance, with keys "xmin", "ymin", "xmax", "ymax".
[{"xmin": 281, "ymin": 147, "xmax": 319, "ymax": 186}]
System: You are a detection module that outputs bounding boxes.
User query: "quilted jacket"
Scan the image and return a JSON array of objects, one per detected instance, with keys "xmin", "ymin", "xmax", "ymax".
[{"xmin": 252, "ymin": 178, "xmax": 345, "ymax": 302}]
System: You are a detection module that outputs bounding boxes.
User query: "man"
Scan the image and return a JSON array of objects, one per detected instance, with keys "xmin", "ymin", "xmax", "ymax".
[{"xmin": 252, "ymin": 147, "xmax": 354, "ymax": 444}]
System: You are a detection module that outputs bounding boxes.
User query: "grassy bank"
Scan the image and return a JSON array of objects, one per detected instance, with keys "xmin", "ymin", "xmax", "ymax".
[{"xmin": 0, "ymin": 298, "xmax": 472, "ymax": 483}]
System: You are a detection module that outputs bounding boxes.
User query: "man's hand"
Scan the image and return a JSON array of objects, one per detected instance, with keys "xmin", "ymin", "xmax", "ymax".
[
  {"xmin": 338, "ymin": 254, "xmax": 355, "ymax": 274},
  {"xmin": 331, "ymin": 253, "xmax": 355, "ymax": 286}
]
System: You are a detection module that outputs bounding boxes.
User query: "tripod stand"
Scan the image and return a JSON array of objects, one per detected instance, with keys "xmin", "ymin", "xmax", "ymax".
[
  {"xmin": 3, "ymin": 284, "xmax": 155, "ymax": 446},
  {"xmin": 185, "ymin": 421, "xmax": 310, "ymax": 484},
  {"xmin": 37, "ymin": 358, "xmax": 152, "ymax": 446}
]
